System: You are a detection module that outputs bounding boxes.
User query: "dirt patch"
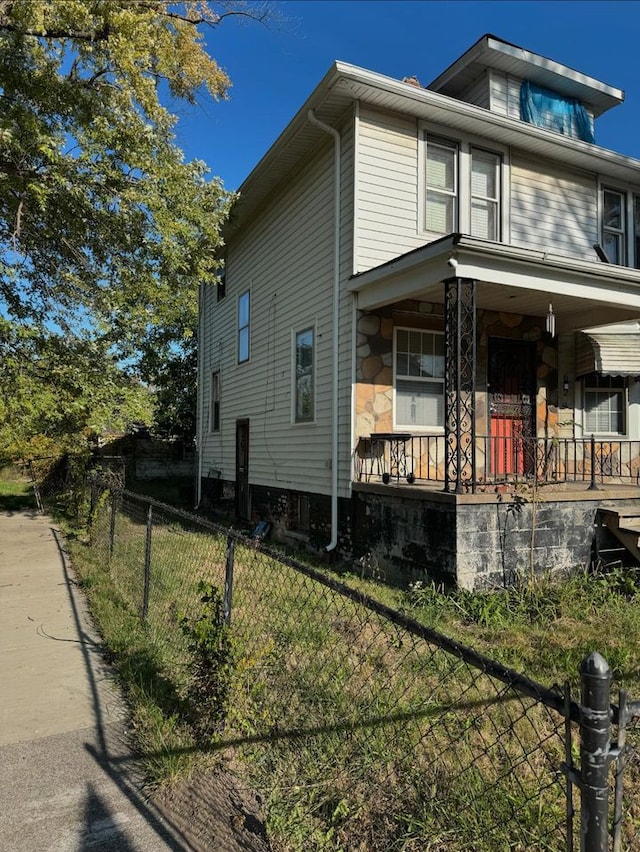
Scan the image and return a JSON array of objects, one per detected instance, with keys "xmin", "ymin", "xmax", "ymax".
[{"xmin": 154, "ymin": 765, "xmax": 270, "ymax": 851}]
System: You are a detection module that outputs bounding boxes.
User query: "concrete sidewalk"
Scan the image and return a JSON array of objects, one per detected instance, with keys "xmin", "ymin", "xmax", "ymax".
[{"xmin": 0, "ymin": 509, "xmax": 191, "ymax": 851}]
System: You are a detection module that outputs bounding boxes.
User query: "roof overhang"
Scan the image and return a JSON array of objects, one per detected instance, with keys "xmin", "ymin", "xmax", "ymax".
[
  {"xmin": 428, "ymin": 34, "xmax": 624, "ymax": 118},
  {"xmin": 576, "ymin": 332, "xmax": 640, "ymax": 376},
  {"xmin": 348, "ymin": 235, "xmax": 640, "ymax": 334},
  {"xmin": 226, "ymin": 61, "xmax": 639, "ymax": 237}
]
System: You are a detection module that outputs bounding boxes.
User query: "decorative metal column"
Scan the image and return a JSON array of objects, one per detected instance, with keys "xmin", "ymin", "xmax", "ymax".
[{"xmin": 444, "ymin": 277, "xmax": 477, "ymax": 493}]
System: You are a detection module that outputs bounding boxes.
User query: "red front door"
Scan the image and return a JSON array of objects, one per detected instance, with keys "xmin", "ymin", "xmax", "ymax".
[{"xmin": 488, "ymin": 339, "xmax": 536, "ymax": 476}]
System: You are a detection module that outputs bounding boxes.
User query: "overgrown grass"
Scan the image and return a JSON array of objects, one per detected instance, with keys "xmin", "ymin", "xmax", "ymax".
[
  {"xmin": 65, "ymin": 491, "xmax": 640, "ymax": 849},
  {"xmin": 0, "ymin": 467, "xmax": 37, "ymax": 511}
]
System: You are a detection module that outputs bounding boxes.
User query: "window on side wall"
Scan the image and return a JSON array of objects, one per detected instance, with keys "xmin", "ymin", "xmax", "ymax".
[
  {"xmin": 583, "ymin": 372, "xmax": 625, "ymax": 435},
  {"xmin": 600, "ymin": 187, "xmax": 640, "ymax": 268},
  {"xmin": 423, "ymin": 130, "xmax": 503, "ymax": 241},
  {"xmin": 394, "ymin": 328, "xmax": 444, "ymax": 430},
  {"xmin": 210, "ymin": 371, "xmax": 220, "ymax": 433},
  {"xmin": 238, "ymin": 290, "xmax": 250, "ymax": 363},
  {"xmin": 294, "ymin": 327, "xmax": 314, "ymax": 423}
]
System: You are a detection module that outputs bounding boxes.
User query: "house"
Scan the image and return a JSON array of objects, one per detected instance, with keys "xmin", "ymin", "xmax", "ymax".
[{"xmin": 196, "ymin": 34, "xmax": 640, "ymax": 589}]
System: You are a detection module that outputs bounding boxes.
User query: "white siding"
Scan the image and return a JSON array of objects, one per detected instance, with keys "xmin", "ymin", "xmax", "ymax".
[
  {"xmin": 510, "ymin": 153, "xmax": 598, "ymax": 259},
  {"xmin": 458, "ymin": 71, "xmax": 491, "ymax": 110},
  {"xmin": 355, "ymin": 106, "xmax": 424, "ymax": 271},
  {"xmin": 200, "ymin": 117, "xmax": 356, "ymax": 499}
]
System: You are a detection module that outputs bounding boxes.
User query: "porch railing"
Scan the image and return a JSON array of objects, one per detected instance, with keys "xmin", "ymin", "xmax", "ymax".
[{"xmin": 355, "ymin": 434, "xmax": 640, "ymax": 491}]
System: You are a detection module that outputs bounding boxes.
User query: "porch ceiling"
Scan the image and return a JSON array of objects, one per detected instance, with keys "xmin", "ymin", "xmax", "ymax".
[{"xmin": 349, "ymin": 235, "xmax": 640, "ymax": 333}]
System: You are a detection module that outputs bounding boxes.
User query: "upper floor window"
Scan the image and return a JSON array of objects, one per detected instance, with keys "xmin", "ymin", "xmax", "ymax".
[
  {"xmin": 238, "ymin": 290, "xmax": 250, "ymax": 363},
  {"xmin": 394, "ymin": 328, "xmax": 444, "ymax": 431},
  {"xmin": 520, "ymin": 81, "xmax": 594, "ymax": 143},
  {"xmin": 601, "ymin": 187, "xmax": 640, "ymax": 268},
  {"xmin": 423, "ymin": 131, "xmax": 503, "ymax": 241},
  {"xmin": 294, "ymin": 327, "xmax": 314, "ymax": 422}
]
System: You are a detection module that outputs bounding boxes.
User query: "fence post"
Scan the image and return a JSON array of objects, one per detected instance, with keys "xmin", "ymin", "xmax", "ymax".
[
  {"xmin": 223, "ymin": 535, "xmax": 235, "ymax": 626},
  {"xmin": 142, "ymin": 504, "xmax": 152, "ymax": 621},
  {"xmin": 580, "ymin": 651, "xmax": 612, "ymax": 851},
  {"xmin": 109, "ymin": 493, "xmax": 117, "ymax": 560}
]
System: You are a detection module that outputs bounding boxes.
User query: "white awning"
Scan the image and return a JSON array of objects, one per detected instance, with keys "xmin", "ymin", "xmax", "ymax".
[{"xmin": 576, "ymin": 332, "xmax": 640, "ymax": 377}]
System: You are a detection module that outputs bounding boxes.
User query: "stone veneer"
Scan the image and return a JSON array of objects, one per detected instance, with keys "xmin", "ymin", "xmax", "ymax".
[{"xmin": 354, "ymin": 300, "xmax": 559, "ymax": 484}]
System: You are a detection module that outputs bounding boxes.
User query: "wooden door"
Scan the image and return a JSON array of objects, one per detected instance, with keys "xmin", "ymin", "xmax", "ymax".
[
  {"xmin": 488, "ymin": 339, "xmax": 536, "ymax": 476},
  {"xmin": 235, "ymin": 419, "xmax": 250, "ymax": 519}
]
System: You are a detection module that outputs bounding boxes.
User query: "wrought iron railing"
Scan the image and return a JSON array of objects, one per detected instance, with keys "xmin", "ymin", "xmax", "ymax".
[{"xmin": 355, "ymin": 434, "xmax": 640, "ymax": 491}]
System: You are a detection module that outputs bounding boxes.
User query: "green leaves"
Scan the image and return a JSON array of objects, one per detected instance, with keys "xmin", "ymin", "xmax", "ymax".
[{"xmin": 0, "ymin": 2, "xmax": 251, "ymax": 449}]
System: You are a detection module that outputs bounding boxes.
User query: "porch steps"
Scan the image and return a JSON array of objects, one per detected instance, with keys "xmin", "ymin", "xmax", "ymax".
[{"xmin": 599, "ymin": 509, "xmax": 640, "ymax": 564}]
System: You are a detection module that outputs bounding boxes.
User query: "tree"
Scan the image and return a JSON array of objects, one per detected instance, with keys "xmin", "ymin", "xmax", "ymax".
[
  {"xmin": 0, "ymin": 1, "xmax": 261, "ymax": 449},
  {"xmin": 0, "ymin": 317, "xmax": 153, "ymax": 462}
]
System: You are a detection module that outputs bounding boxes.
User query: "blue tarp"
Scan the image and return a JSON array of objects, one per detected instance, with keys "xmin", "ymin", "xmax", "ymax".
[{"xmin": 520, "ymin": 80, "xmax": 595, "ymax": 143}]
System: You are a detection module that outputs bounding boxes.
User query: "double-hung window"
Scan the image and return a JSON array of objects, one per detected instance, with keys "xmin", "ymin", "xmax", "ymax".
[
  {"xmin": 394, "ymin": 328, "xmax": 444, "ymax": 430},
  {"xmin": 584, "ymin": 373, "xmax": 625, "ymax": 435},
  {"xmin": 294, "ymin": 327, "xmax": 314, "ymax": 422},
  {"xmin": 423, "ymin": 130, "xmax": 504, "ymax": 240},
  {"xmin": 601, "ymin": 187, "xmax": 640, "ymax": 268},
  {"xmin": 238, "ymin": 290, "xmax": 250, "ymax": 363}
]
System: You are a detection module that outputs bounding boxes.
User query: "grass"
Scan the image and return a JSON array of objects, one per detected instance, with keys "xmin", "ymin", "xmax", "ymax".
[
  {"xmin": 0, "ymin": 467, "xmax": 37, "ymax": 512},
  {"xmin": 52, "ymin": 487, "xmax": 640, "ymax": 850}
]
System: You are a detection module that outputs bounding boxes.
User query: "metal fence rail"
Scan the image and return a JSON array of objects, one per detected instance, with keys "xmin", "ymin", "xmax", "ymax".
[{"xmin": 33, "ymin": 472, "xmax": 640, "ymax": 850}]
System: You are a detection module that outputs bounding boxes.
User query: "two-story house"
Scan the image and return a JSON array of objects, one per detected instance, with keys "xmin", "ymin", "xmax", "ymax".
[{"xmin": 197, "ymin": 35, "xmax": 640, "ymax": 589}]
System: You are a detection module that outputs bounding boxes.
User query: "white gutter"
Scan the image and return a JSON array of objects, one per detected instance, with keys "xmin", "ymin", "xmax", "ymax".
[
  {"xmin": 195, "ymin": 281, "xmax": 205, "ymax": 508},
  {"xmin": 308, "ymin": 109, "xmax": 340, "ymax": 553}
]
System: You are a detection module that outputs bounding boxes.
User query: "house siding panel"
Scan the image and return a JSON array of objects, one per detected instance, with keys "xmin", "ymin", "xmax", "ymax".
[
  {"xmin": 200, "ymin": 117, "xmax": 356, "ymax": 505},
  {"xmin": 356, "ymin": 106, "xmax": 425, "ymax": 272},
  {"xmin": 510, "ymin": 153, "xmax": 598, "ymax": 258}
]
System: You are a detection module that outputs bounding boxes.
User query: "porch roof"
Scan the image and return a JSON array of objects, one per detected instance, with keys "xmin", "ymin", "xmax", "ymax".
[{"xmin": 348, "ymin": 234, "xmax": 640, "ymax": 334}]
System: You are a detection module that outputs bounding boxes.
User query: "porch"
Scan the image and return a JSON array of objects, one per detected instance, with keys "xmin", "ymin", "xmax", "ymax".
[{"xmin": 355, "ymin": 433, "xmax": 640, "ymax": 492}]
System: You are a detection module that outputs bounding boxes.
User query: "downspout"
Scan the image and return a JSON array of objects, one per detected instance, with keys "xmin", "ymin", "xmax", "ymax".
[
  {"xmin": 195, "ymin": 281, "xmax": 205, "ymax": 508},
  {"xmin": 308, "ymin": 109, "xmax": 340, "ymax": 552}
]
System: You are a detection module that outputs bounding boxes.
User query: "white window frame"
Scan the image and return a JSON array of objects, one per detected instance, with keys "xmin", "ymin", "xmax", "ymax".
[
  {"xmin": 209, "ymin": 370, "xmax": 220, "ymax": 433},
  {"xmin": 582, "ymin": 373, "xmax": 627, "ymax": 437},
  {"xmin": 237, "ymin": 290, "xmax": 250, "ymax": 364},
  {"xmin": 393, "ymin": 327, "xmax": 445, "ymax": 433},
  {"xmin": 600, "ymin": 184, "xmax": 640, "ymax": 268},
  {"xmin": 292, "ymin": 325, "xmax": 315, "ymax": 424},
  {"xmin": 419, "ymin": 123, "xmax": 508, "ymax": 241}
]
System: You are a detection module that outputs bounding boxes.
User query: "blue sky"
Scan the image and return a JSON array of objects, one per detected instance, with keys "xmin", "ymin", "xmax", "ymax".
[{"xmin": 171, "ymin": 0, "xmax": 640, "ymax": 192}]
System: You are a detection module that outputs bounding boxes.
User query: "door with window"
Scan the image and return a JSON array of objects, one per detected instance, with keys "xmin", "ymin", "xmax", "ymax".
[
  {"xmin": 488, "ymin": 339, "xmax": 536, "ymax": 476},
  {"xmin": 235, "ymin": 419, "xmax": 250, "ymax": 519}
]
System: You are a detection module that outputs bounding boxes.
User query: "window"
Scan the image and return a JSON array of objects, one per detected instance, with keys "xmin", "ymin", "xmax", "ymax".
[
  {"xmin": 217, "ymin": 273, "xmax": 226, "ymax": 302},
  {"xmin": 423, "ymin": 131, "xmax": 503, "ymax": 240},
  {"xmin": 238, "ymin": 291, "xmax": 250, "ymax": 363},
  {"xmin": 600, "ymin": 187, "xmax": 640, "ymax": 268},
  {"xmin": 602, "ymin": 189, "xmax": 625, "ymax": 264},
  {"xmin": 210, "ymin": 371, "xmax": 220, "ymax": 432},
  {"xmin": 470, "ymin": 148, "xmax": 500, "ymax": 240},
  {"xmin": 394, "ymin": 328, "xmax": 444, "ymax": 430},
  {"xmin": 425, "ymin": 138, "xmax": 457, "ymax": 233},
  {"xmin": 584, "ymin": 373, "xmax": 625, "ymax": 435},
  {"xmin": 294, "ymin": 327, "xmax": 314, "ymax": 422}
]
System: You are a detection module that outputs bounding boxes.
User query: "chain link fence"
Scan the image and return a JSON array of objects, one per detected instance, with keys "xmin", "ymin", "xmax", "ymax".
[
  {"xmin": 24, "ymin": 459, "xmax": 640, "ymax": 851},
  {"xmin": 66, "ymin": 483, "xmax": 638, "ymax": 851}
]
